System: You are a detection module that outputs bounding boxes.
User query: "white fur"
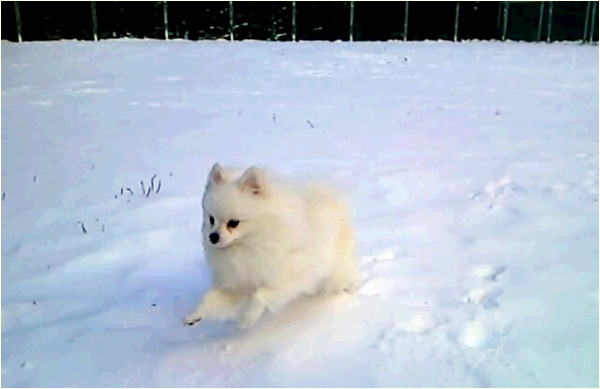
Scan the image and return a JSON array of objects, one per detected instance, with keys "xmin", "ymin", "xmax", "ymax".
[{"xmin": 184, "ymin": 164, "xmax": 361, "ymax": 328}]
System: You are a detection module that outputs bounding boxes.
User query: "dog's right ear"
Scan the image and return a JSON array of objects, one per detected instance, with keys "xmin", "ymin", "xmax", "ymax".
[
  {"xmin": 238, "ymin": 166, "xmax": 265, "ymax": 195},
  {"xmin": 207, "ymin": 163, "xmax": 225, "ymax": 187}
]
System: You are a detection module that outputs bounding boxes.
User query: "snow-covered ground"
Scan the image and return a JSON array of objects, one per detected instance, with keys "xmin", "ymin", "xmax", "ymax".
[{"xmin": 1, "ymin": 40, "xmax": 598, "ymax": 387}]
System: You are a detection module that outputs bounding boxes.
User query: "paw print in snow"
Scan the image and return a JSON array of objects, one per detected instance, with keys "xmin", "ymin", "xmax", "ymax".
[
  {"xmin": 465, "ymin": 285, "xmax": 502, "ymax": 309},
  {"xmin": 470, "ymin": 264, "xmax": 506, "ymax": 281},
  {"xmin": 469, "ymin": 177, "xmax": 520, "ymax": 210}
]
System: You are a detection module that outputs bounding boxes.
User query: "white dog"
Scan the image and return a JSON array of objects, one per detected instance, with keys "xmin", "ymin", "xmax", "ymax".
[{"xmin": 184, "ymin": 164, "xmax": 361, "ymax": 329}]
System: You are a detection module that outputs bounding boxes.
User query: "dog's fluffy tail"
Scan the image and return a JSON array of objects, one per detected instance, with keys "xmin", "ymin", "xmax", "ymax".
[{"xmin": 318, "ymin": 190, "xmax": 362, "ymax": 294}]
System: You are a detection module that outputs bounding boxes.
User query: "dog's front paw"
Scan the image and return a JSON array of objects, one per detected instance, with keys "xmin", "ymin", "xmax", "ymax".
[
  {"xmin": 237, "ymin": 315, "xmax": 257, "ymax": 329},
  {"xmin": 183, "ymin": 314, "xmax": 202, "ymax": 327},
  {"xmin": 237, "ymin": 306, "xmax": 263, "ymax": 329}
]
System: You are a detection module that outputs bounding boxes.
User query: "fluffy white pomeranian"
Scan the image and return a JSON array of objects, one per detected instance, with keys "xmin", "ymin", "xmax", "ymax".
[{"xmin": 184, "ymin": 163, "xmax": 361, "ymax": 329}]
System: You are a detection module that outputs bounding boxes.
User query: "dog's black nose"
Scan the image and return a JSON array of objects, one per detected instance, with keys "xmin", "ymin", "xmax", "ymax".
[{"xmin": 209, "ymin": 232, "xmax": 219, "ymax": 244}]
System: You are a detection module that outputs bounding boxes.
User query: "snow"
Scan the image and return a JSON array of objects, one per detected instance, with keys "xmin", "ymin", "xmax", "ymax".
[{"xmin": 1, "ymin": 40, "xmax": 598, "ymax": 387}]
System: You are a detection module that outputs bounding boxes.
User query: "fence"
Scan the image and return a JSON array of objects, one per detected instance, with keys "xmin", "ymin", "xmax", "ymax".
[{"xmin": 1, "ymin": 1, "xmax": 598, "ymax": 43}]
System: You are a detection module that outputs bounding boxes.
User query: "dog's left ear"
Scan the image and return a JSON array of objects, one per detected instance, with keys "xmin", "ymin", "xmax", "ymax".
[
  {"xmin": 238, "ymin": 166, "xmax": 265, "ymax": 195},
  {"xmin": 207, "ymin": 163, "xmax": 225, "ymax": 187}
]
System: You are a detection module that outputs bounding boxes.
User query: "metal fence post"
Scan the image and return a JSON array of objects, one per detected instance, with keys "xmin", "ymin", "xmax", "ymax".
[
  {"xmin": 404, "ymin": 1, "xmax": 409, "ymax": 41},
  {"xmin": 163, "ymin": 1, "xmax": 169, "ymax": 40},
  {"xmin": 583, "ymin": 1, "xmax": 591, "ymax": 42},
  {"xmin": 91, "ymin": 1, "xmax": 98, "ymax": 41},
  {"xmin": 229, "ymin": 1, "xmax": 234, "ymax": 41},
  {"xmin": 589, "ymin": 1, "xmax": 597, "ymax": 42},
  {"xmin": 292, "ymin": 1, "xmax": 297, "ymax": 41},
  {"xmin": 537, "ymin": 2, "xmax": 545, "ymax": 41},
  {"xmin": 502, "ymin": 1, "xmax": 509, "ymax": 41},
  {"xmin": 496, "ymin": 2, "xmax": 502, "ymax": 38},
  {"xmin": 14, "ymin": 1, "xmax": 22, "ymax": 42},
  {"xmin": 349, "ymin": 1, "xmax": 354, "ymax": 41},
  {"xmin": 454, "ymin": 2, "xmax": 460, "ymax": 42},
  {"xmin": 270, "ymin": 2, "xmax": 276, "ymax": 41},
  {"xmin": 546, "ymin": 1, "xmax": 553, "ymax": 42}
]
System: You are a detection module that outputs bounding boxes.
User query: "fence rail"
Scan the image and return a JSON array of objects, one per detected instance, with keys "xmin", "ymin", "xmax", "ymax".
[{"xmin": 2, "ymin": 1, "xmax": 598, "ymax": 43}]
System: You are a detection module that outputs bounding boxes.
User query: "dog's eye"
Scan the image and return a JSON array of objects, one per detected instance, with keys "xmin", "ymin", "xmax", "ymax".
[
  {"xmin": 209, "ymin": 215, "xmax": 215, "ymax": 226},
  {"xmin": 227, "ymin": 219, "xmax": 240, "ymax": 229}
]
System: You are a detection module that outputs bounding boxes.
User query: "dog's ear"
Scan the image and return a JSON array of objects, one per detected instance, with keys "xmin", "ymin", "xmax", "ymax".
[
  {"xmin": 238, "ymin": 166, "xmax": 265, "ymax": 195},
  {"xmin": 207, "ymin": 163, "xmax": 225, "ymax": 187}
]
